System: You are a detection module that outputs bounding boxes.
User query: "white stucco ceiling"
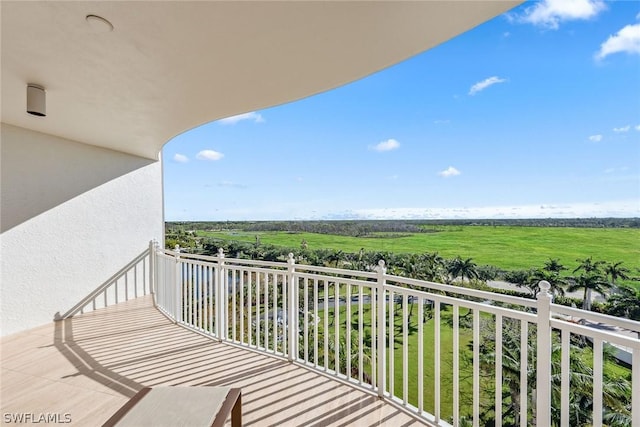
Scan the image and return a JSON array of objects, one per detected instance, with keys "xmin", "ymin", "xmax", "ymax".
[{"xmin": 1, "ymin": 1, "xmax": 520, "ymax": 160}]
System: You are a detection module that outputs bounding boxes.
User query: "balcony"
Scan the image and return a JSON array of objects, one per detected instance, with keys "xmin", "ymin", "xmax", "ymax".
[{"xmin": 2, "ymin": 243, "xmax": 639, "ymax": 426}]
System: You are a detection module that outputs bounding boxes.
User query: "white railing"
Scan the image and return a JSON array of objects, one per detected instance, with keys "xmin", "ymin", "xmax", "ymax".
[
  {"xmin": 151, "ymin": 243, "xmax": 640, "ymax": 427},
  {"xmin": 60, "ymin": 246, "xmax": 152, "ymax": 319}
]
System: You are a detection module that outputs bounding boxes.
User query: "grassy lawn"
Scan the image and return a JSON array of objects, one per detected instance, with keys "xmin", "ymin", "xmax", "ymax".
[
  {"xmin": 311, "ymin": 299, "xmax": 631, "ymax": 423},
  {"xmin": 200, "ymin": 226, "xmax": 640, "ymax": 272},
  {"xmin": 315, "ymin": 302, "xmax": 477, "ymax": 422}
]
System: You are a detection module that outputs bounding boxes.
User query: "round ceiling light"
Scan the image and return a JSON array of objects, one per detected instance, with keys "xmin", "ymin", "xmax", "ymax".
[{"xmin": 86, "ymin": 14, "xmax": 113, "ymax": 32}]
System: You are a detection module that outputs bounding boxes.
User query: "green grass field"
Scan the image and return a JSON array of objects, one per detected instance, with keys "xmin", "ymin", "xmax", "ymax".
[
  {"xmin": 200, "ymin": 226, "xmax": 640, "ymax": 272},
  {"xmin": 313, "ymin": 301, "xmax": 629, "ymax": 424}
]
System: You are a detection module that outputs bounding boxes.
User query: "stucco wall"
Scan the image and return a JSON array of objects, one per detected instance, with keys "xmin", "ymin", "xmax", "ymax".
[{"xmin": 0, "ymin": 123, "xmax": 164, "ymax": 336}]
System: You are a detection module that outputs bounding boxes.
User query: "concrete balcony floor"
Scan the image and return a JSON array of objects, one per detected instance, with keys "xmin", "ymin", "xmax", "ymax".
[{"xmin": 1, "ymin": 296, "xmax": 422, "ymax": 426}]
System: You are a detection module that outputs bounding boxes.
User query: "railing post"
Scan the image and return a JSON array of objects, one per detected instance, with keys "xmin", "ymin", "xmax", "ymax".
[
  {"xmin": 149, "ymin": 240, "xmax": 156, "ymax": 296},
  {"xmin": 287, "ymin": 253, "xmax": 297, "ymax": 362},
  {"xmin": 536, "ymin": 280, "xmax": 553, "ymax": 426},
  {"xmin": 217, "ymin": 248, "xmax": 226, "ymax": 341},
  {"xmin": 375, "ymin": 260, "xmax": 387, "ymax": 398},
  {"xmin": 174, "ymin": 245, "xmax": 181, "ymax": 323}
]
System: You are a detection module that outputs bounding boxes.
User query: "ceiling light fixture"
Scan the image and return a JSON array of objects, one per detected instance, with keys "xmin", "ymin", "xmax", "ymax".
[
  {"xmin": 86, "ymin": 14, "xmax": 114, "ymax": 32},
  {"xmin": 26, "ymin": 84, "xmax": 46, "ymax": 117}
]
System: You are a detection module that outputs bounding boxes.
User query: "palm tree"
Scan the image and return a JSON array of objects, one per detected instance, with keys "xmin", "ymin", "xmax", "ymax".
[
  {"xmin": 419, "ymin": 251, "xmax": 446, "ymax": 281},
  {"xmin": 572, "ymin": 257, "xmax": 605, "ymax": 309},
  {"xmin": 447, "ymin": 256, "xmax": 478, "ymax": 283},
  {"xmin": 531, "ymin": 268, "xmax": 567, "ymax": 297},
  {"xmin": 566, "ymin": 273, "xmax": 610, "ymax": 310},
  {"xmin": 544, "ymin": 258, "xmax": 567, "ymax": 274},
  {"xmin": 603, "ymin": 261, "xmax": 631, "ymax": 291},
  {"xmin": 476, "ymin": 319, "xmax": 632, "ymax": 426},
  {"xmin": 504, "ymin": 269, "xmax": 536, "ymax": 295},
  {"xmin": 604, "ymin": 285, "xmax": 640, "ymax": 321},
  {"xmin": 573, "ymin": 256, "xmax": 604, "ymax": 275},
  {"xmin": 327, "ymin": 249, "xmax": 344, "ymax": 268}
]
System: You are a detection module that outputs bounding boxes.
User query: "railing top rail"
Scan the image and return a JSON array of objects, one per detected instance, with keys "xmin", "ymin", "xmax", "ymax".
[
  {"xmin": 387, "ymin": 284, "xmax": 539, "ymax": 322},
  {"xmin": 552, "ymin": 303, "xmax": 640, "ymax": 334},
  {"xmin": 159, "ymin": 248, "xmax": 290, "ymax": 269},
  {"xmin": 155, "ymin": 246, "xmax": 640, "ymax": 333},
  {"xmin": 550, "ymin": 318, "xmax": 640, "ymax": 348},
  {"xmin": 385, "ymin": 274, "xmax": 538, "ymax": 308},
  {"xmin": 294, "ymin": 263, "xmax": 378, "ymax": 279}
]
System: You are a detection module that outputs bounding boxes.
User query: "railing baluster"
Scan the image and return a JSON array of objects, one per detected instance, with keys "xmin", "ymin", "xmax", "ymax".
[
  {"xmin": 435, "ymin": 300, "xmax": 441, "ymax": 423},
  {"xmin": 264, "ymin": 272, "xmax": 269, "ymax": 351},
  {"xmin": 125, "ymin": 270, "xmax": 129, "ymax": 301},
  {"xmin": 453, "ymin": 304, "xmax": 459, "ymax": 426},
  {"xmin": 248, "ymin": 271, "xmax": 252, "ymax": 346},
  {"xmin": 287, "ymin": 254, "xmax": 296, "ymax": 361},
  {"xmin": 188, "ymin": 262, "xmax": 192, "ymax": 326},
  {"xmin": 375, "ymin": 260, "xmax": 386, "ymax": 398},
  {"xmin": 418, "ymin": 296, "xmax": 424, "ymax": 415},
  {"xmin": 346, "ymin": 283, "xmax": 352, "ymax": 381},
  {"xmin": 335, "ymin": 281, "xmax": 340, "ymax": 374},
  {"xmin": 217, "ymin": 249, "xmax": 226, "ymax": 340},
  {"xmin": 593, "ymin": 338, "xmax": 603, "ymax": 427},
  {"xmin": 561, "ymin": 328, "xmax": 569, "ymax": 427},
  {"xmin": 199, "ymin": 264, "xmax": 203, "ymax": 330},
  {"xmin": 134, "ymin": 261, "xmax": 139, "ymax": 299},
  {"xmin": 273, "ymin": 272, "xmax": 277, "ymax": 353},
  {"xmin": 304, "ymin": 277, "xmax": 309, "ymax": 364},
  {"xmin": 283, "ymin": 272, "xmax": 288, "ymax": 356},
  {"xmin": 178, "ymin": 250, "xmax": 184, "ymax": 324},
  {"xmin": 208, "ymin": 265, "xmax": 213, "ymax": 333},
  {"xmin": 521, "ymin": 320, "xmax": 529, "ymax": 427},
  {"xmin": 389, "ymin": 289, "xmax": 394, "ymax": 397},
  {"xmin": 371, "ymin": 285, "xmax": 377, "ymax": 389},
  {"xmin": 633, "ymin": 348, "xmax": 640, "ymax": 427},
  {"xmin": 403, "ymin": 293, "xmax": 408, "ymax": 406},
  {"xmin": 473, "ymin": 309, "xmax": 479, "ymax": 427},
  {"xmin": 324, "ymin": 279, "xmax": 329, "ymax": 372},
  {"xmin": 314, "ymin": 278, "xmax": 318, "ymax": 369},
  {"xmin": 358, "ymin": 285, "xmax": 363, "ymax": 384},
  {"xmin": 495, "ymin": 314, "xmax": 503, "ymax": 427},
  {"xmin": 232, "ymin": 269, "xmax": 237, "ymax": 341},
  {"xmin": 240, "ymin": 270, "xmax": 244, "ymax": 343},
  {"xmin": 255, "ymin": 272, "xmax": 260, "ymax": 349}
]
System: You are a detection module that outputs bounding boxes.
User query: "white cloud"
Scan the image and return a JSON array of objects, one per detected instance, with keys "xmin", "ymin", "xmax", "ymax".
[
  {"xmin": 468, "ymin": 76, "xmax": 506, "ymax": 95},
  {"xmin": 369, "ymin": 139, "xmax": 400, "ymax": 152},
  {"xmin": 636, "ymin": 125, "xmax": 640, "ymax": 131},
  {"xmin": 218, "ymin": 111, "xmax": 265, "ymax": 125},
  {"xmin": 173, "ymin": 153, "xmax": 188, "ymax": 163},
  {"xmin": 613, "ymin": 125, "xmax": 631, "ymax": 133},
  {"xmin": 595, "ymin": 23, "xmax": 640, "ymax": 60},
  {"xmin": 196, "ymin": 150, "xmax": 224, "ymax": 161},
  {"xmin": 438, "ymin": 166, "xmax": 461, "ymax": 178},
  {"xmin": 588, "ymin": 134, "xmax": 603, "ymax": 142},
  {"xmin": 518, "ymin": 0, "xmax": 606, "ymax": 30}
]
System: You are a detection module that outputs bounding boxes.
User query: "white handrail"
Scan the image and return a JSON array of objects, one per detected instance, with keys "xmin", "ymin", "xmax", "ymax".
[{"xmin": 151, "ymin": 244, "xmax": 640, "ymax": 427}]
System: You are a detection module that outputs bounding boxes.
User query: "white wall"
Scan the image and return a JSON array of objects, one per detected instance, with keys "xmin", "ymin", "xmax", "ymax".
[{"xmin": 0, "ymin": 123, "xmax": 164, "ymax": 336}]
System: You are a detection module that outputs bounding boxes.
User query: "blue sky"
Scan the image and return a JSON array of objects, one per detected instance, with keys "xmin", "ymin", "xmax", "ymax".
[{"xmin": 164, "ymin": 0, "xmax": 640, "ymax": 221}]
